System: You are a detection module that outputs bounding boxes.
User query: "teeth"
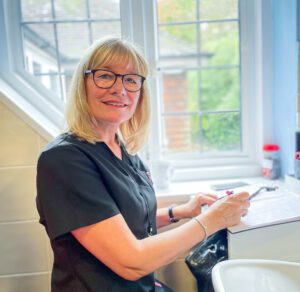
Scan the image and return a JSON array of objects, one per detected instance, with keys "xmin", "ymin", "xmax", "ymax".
[{"xmin": 105, "ymin": 102, "xmax": 126, "ymax": 107}]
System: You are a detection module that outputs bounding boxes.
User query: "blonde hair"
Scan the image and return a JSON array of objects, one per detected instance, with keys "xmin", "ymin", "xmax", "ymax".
[{"xmin": 65, "ymin": 37, "xmax": 150, "ymax": 154}]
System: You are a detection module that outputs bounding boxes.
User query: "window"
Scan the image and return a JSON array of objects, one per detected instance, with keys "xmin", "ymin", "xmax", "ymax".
[
  {"xmin": 144, "ymin": 0, "xmax": 261, "ymax": 180},
  {"xmin": 156, "ymin": 0, "xmax": 241, "ymax": 158},
  {"xmin": 0, "ymin": 0, "xmax": 263, "ymax": 181},
  {"xmin": 20, "ymin": 0, "xmax": 121, "ymax": 101}
]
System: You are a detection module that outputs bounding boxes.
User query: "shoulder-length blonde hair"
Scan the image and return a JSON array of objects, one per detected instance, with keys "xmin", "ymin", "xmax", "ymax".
[{"xmin": 66, "ymin": 37, "xmax": 150, "ymax": 154}]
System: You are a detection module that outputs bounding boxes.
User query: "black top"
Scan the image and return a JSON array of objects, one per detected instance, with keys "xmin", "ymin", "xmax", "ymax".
[{"xmin": 36, "ymin": 133, "xmax": 157, "ymax": 292}]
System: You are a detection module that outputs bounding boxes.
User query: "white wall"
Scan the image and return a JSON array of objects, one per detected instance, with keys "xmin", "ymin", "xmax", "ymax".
[{"xmin": 0, "ymin": 93, "xmax": 52, "ymax": 292}]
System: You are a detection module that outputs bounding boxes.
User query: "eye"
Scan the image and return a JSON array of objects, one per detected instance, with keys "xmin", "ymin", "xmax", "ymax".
[
  {"xmin": 127, "ymin": 78, "xmax": 137, "ymax": 84},
  {"xmin": 95, "ymin": 71, "xmax": 114, "ymax": 81},
  {"xmin": 125, "ymin": 75, "xmax": 139, "ymax": 85}
]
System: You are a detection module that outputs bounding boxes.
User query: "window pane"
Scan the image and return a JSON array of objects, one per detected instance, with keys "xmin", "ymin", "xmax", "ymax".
[
  {"xmin": 20, "ymin": 0, "xmax": 121, "ymax": 101},
  {"xmin": 156, "ymin": 0, "xmax": 241, "ymax": 158},
  {"xmin": 163, "ymin": 114, "xmax": 200, "ymax": 153},
  {"xmin": 92, "ymin": 21, "xmax": 121, "ymax": 40},
  {"xmin": 157, "ymin": 0, "xmax": 197, "ymax": 23},
  {"xmin": 22, "ymin": 24, "xmax": 57, "ymax": 70},
  {"xmin": 199, "ymin": 0, "xmax": 238, "ymax": 21},
  {"xmin": 57, "ymin": 23, "xmax": 90, "ymax": 59},
  {"xmin": 159, "ymin": 24, "xmax": 197, "ymax": 57},
  {"xmin": 22, "ymin": 23, "xmax": 60, "ymax": 90},
  {"xmin": 161, "ymin": 69, "xmax": 240, "ymax": 154},
  {"xmin": 21, "ymin": 0, "xmax": 52, "ymax": 21},
  {"xmin": 162, "ymin": 71, "xmax": 199, "ymax": 113},
  {"xmin": 163, "ymin": 112, "xmax": 241, "ymax": 154},
  {"xmin": 90, "ymin": 0, "xmax": 120, "ymax": 19},
  {"xmin": 54, "ymin": 0, "xmax": 87, "ymax": 19},
  {"xmin": 202, "ymin": 112, "xmax": 241, "ymax": 152},
  {"xmin": 201, "ymin": 68, "xmax": 240, "ymax": 111},
  {"xmin": 200, "ymin": 22, "xmax": 239, "ymax": 66}
]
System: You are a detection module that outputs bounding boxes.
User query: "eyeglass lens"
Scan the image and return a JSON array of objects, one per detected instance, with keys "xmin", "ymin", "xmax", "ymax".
[{"xmin": 93, "ymin": 70, "xmax": 143, "ymax": 92}]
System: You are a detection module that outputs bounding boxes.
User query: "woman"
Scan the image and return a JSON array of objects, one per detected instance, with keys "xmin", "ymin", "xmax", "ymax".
[{"xmin": 36, "ymin": 37, "xmax": 250, "ymax": 292}]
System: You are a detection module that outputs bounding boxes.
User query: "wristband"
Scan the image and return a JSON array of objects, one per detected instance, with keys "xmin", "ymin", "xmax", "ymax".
[
  {"xmin": 168, "ymin": 204, "xmax": 179, "ymax": 223},
  {"xmin": 193, "ymin": 217, "xmax": 208, "ymax": 241}
]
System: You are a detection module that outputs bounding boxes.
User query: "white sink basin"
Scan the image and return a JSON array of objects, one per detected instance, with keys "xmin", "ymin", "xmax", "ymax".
[{"xmin": 212, "ymin": 259, "xmax": 300, "ymax": 292}]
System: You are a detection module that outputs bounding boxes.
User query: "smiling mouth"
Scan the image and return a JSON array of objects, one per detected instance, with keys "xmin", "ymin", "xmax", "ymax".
[{"xmin": 102, "ymin": 101, "xmax": 128, "ymax": 108}]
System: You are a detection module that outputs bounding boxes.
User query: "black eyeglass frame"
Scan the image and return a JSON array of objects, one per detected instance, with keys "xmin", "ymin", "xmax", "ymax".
[{"xmin": 84, "ymin": 69, "xmax": 146, "ymax": 92}]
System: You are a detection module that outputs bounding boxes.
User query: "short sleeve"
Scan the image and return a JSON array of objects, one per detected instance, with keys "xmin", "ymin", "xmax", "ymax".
[{"xmin": 36, "ymin": 145, "xmax": 120, "ymax": 240}]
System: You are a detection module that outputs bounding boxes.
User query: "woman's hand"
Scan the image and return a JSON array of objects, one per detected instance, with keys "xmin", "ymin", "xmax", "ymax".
[
  {"xmin": 174, "ymin": 193, "xmax": 218, "ymax": 219},
  {"xmin": 201, "ymin": 192, "xmax": 250, "ymax": 235}
]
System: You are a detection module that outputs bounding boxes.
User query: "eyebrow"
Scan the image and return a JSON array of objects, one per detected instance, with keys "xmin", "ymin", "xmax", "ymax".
[{"xmin": 100, "ymin": 64, "xmax": 137, "ymax": 74}]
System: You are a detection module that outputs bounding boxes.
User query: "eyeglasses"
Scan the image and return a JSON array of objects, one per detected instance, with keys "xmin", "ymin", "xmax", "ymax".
[{"xmin": 85, "ymin": 69, "xmax": 146, "ymax": 92}]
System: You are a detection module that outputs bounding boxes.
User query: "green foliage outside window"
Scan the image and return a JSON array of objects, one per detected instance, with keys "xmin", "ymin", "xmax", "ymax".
[{"xmin": 158, "ymin": 0, "xmax": 241, "ymax": 152}]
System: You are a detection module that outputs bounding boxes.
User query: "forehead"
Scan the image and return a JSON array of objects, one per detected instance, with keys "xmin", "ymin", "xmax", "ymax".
[
  {"xmin": 101, "ymin": 63, "xmax": 137, "ymax": 74},
  {"xmin": 94, "ymin": 49, "xmax": 139, "ymax": 71}
]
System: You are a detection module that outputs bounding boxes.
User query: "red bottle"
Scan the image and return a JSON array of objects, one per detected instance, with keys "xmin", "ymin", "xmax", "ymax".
[{"xmin": 262, "ymin": 144, "xmax": 280, "ymax": 179}]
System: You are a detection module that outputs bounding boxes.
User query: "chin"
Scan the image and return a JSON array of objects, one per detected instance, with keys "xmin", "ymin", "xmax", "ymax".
[{"xmin": 96, "ymin": 115, "xmax": 132, "ymax": 126}]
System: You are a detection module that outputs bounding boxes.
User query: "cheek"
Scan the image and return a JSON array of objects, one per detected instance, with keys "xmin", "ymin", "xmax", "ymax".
[
  {"xmin": 130, "ymin": 92, "xmax": 141, "ymax": 108},
  {"xmin": 85, "ymin": 83, "xmax": 106, "ymax": 105}
]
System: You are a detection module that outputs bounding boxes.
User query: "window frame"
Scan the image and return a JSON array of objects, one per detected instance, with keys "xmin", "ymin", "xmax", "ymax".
[
  {"xmin": 0, "ymin": 0, "xmax": 64, "ymax": 131},
  {"xmin": 129, "ymin": 0, "xmax": 268, "ymax": 181},
  {"xmin": 0, "ymin": 0, "xmax": 271, "ymax": 181}
]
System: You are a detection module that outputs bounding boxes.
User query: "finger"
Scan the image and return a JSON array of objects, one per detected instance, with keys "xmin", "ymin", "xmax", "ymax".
[
  {"xmin": 193, "ymin": 193, "xmax": 218, "ymax": 205},
  {"xmin": 232, "ymin": 191, "xmax": 250, "ymax": 201},
  {"xmin": 205, "ymin": 193, "xmax": 218, "ymax": 199},
  {"xmin": 242, "ymin": 209, "xmax": 248, "ymax": 217},
  {"xmin": 238, "ymin": 200, "xmax": 249, "ymax": 216},
  {"xmin": 196, "ymin": 192, "xmax": 218, "ymax": 200},
  {"xmin": 220, "ymin": 200, "xmax": 236, "ymax": 208},
  {"xmin": 240, "ymin": 204, "xmax": 249, "ymax": 211},
  {"xmin": 201, "ymin": 196, "xmax": 217, "ymax": 206},
  {"xmin": 245, "ymin": 200, "xmax": 251, "ymax": 208},
  {"xmin": 222, "ymin": 199, "xmax": 246, "ymax": 213},
  {"xmin": 202, "ymin": 195, "xmax": 219, "ymax": 206}
]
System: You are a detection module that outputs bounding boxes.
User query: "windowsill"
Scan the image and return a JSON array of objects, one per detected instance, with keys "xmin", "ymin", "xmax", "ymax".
[
  {"xmin": 0, "ymin": 79, "xmax": 62, "ymax": 142},
  {"xmin": 155, "ymin": 176, "xmax": 286, "ymax": 205},
  {"xmin": 172, "ymin": 164, "xmax": 262, "ymax": 182}
]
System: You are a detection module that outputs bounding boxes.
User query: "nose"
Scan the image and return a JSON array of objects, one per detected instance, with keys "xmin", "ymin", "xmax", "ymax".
[{"xmin": 110, "ymin": 75, "xmax": 126, "ymax": 94}]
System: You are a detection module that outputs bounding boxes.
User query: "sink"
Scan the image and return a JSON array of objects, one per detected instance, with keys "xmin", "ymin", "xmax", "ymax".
[{"xmin": 212, "ymin": 259, "xmax": 300, "ymax": 292}]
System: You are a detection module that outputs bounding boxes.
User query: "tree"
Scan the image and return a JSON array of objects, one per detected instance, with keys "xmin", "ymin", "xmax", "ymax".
[{"xmin": 158, "ymin": 0, "xmax": 240, "ymax": 152}]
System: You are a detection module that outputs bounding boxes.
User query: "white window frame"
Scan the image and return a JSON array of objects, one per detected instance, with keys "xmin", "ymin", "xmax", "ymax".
[
  {"xmin": 0, "ymin": 0, "xmax": 64, "ymax": 138},
  {"xmin": 123, "ymin": 0, "xmax": 272, "ymax": 181},
  {"xmin": 0, "ymin": 0, "xmax": 272, "ymax": 181}
]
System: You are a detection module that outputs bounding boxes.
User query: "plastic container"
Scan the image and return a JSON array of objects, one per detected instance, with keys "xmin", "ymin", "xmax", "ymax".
[
  {"xmin": 262, "ymin": 144, "xmax": 280, "ymax": 180},
  {"xmin": 295, "ymin": 152, "xmax": 300, "ymax": 179}
]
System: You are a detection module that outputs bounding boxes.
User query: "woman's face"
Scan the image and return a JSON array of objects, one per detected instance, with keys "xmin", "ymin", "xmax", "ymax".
[{"xmin": 85, "ymin": 63, "xmax": 141, "ymax": 130}]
